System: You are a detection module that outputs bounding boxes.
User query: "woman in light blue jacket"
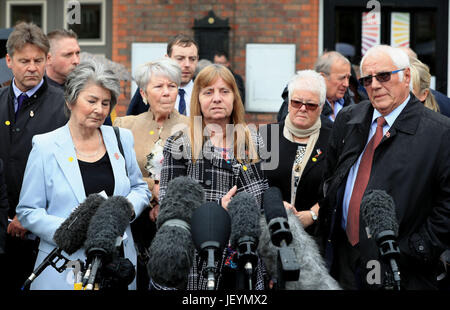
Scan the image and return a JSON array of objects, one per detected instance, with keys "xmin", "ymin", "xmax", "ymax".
[{"xmin": 16, "ymin": 61, "xmax": 151, "ymax": 290}]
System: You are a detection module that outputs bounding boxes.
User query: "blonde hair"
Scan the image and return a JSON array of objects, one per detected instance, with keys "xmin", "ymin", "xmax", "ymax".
[
  {"xmin": 410, "ymin": 59, "xmax": 440, "ymax": 112},
  {"xmin": 189, "ymin": 64, "xmax": 258, "ymax": 163}
]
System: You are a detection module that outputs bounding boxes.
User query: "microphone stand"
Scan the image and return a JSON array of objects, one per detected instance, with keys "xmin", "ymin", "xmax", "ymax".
[
  {"xmin": 205, "ymin": 248, "xmax": 216, "ymax": 290},
  {"xmin": 376, "ymin": 230, "xmax": 401, "ymax": 290},
  {"xmin": 236, "ymin": 236, "xmax": 258, "ymax": 290},
  {"xmin": 267, "ymin": 218, "xmax": 300, "ymax": 289}
]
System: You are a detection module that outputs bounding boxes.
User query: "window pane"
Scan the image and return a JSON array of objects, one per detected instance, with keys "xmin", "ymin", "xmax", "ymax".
[
  {"xmin": 68, "ymin": 4, "xmax": 101, "ymax": 40},
  {"xmin": 10, "ymin": 5, "xmax": 42, "ymax": 28},
  {"xmin": 412, "ymin": 11, "xmax": 436, "ymax": 76}
]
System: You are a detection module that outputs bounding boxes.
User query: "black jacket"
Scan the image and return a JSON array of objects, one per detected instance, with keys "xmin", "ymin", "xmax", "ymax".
[
  {"xmin": 260, "ymin": 120, "xmax": 332, "ymax": 235},
  {"xmin": 319, "ymin": 94, "xmax": 450, "ymax": 289},
  {"xmin": 0, "ymin": 159, "xmax": 8, "ymax": 254},
  {"xmin": 0, "ymin": 77, "xmax": 68, "ymax": 217}
]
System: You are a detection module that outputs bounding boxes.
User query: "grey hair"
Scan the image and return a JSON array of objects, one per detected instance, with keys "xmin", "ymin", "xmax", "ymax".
[
  {"xmin": 7, "ymin": 22, "xmax": 49, "ymax": 57},
  {"xmin": 134, "ymin": 58, "xmax": 181, "ymax": 92},
  {"xmin": 360, "ymin": 45, "xmax": 410, "ymax": 81},
  {"xmin": 314, "ymin": 51, "xmax": 350, "ymax": 76},
  {"xmin": 64, "ymin": 60, "xmax": 120, "ymax": 117},
  {"xmin": 288, "ymin": 70, "xmax": 327, "ymax": 107}
]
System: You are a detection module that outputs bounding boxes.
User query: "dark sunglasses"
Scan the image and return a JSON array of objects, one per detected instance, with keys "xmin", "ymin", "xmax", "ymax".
[
  {"xmin": 290, "ymin": 99, "xmax": 319, "ymax": 111},
  {"xmin": 359, "ymin": 68, "xmax": 405, "ymax": 87}
]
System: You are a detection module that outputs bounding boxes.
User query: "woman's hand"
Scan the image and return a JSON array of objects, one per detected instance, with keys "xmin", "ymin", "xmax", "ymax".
[
  {"xmin": 221, "ymin": 185, "xmax": 237, "ymax": 210},
  {"xmin": 149, "ymin": 203, "xmax": 160, "ymax": 222},
  {"xmin": 282, "ymin": 201, "xmax": 315, "ymax": 228},
  {"xmin": 7, "ymin": 215, "xmax": 28, "ymax": 239}
]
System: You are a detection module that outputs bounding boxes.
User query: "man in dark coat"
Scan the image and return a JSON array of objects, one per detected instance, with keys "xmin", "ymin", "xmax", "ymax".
[
  {"xmin": 0, "ymin": 22, "xmax": 68, "ymax": 290},
  {"xmin": 0, "ymin": 159, "xmax": 8, "ymax": 256},
  {"xmin": 319, "ymin": 45, "xmax": 450, "ymax": 290},
  {"xmin": 278, "ymin": 51, "xmax": 358, "ymax": 123}
]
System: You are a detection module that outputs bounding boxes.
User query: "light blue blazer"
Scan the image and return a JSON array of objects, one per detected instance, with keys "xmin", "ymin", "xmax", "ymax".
[{"xmin": 16, "ymin": 124, "xmax": 151, "ymax": 290}]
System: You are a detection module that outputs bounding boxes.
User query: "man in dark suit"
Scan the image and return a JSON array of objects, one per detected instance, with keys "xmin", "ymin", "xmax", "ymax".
[
  {"xmin": 126, "ymin": 34, "xmax": 199, "ymax": 117},
  {"xmin": 213, "ymin": 50, "xmax": 245, "ymax": 105},
  {"xmin": 45, "ymin": 29, "xmax": 80, "ymax": 90},
  {"xmin": 319, "ymin": 45, "xmax": 450, "ymax": 290},
  {"xmin": 278, "ymin": 51, "xmax": 356, "ymax": 122},
  {"xmin": 0, "ymin": 22, "xmax": 68, "ymax": 289},
  {"xmin": 0, "ymin": 159, "xmax": 8, "ymax": 280}
]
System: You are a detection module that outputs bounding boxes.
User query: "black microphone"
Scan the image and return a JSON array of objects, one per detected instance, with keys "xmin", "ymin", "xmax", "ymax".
[
  {"xmin": 147, "ymin": 176, "xmax": 204, "ymax": 289},
  {"xmin": 262, "ymin": 187, "xmax": 300, "ymax": 287},
  {"xmin": 191, "ymin": 201, "xmax": 231, "ymax": 290},
  {"xmin": 54, "ymin": 194, "xmax": 106, "ymax": 254},
  {"xmin": 228, "ymin": 191, "xmax": 261, "ymax": 289},
  {"xmin": 83, "ymin": 195, "xmax": 133, "ymax": 290},
  {"xmin": 361, "ymin": 189, "xmax": 401, "ymax": 290},
  {"xmin": 21, "ymin": 194, "xmax": 106, "ymax": 290},
  {"xmin": 258, "ymin": 207, "xmax": 341, "ymax": 290}
]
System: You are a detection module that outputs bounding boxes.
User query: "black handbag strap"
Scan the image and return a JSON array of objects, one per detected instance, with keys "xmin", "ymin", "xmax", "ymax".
[{"xmin": 113, "ymin": 126, "xmax": 128, "ymax": 176}]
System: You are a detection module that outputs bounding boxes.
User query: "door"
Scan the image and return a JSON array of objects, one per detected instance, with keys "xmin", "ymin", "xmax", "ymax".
[{"xmin": 324, "ymin": 0, "xmax": 448, "ymax": 94}]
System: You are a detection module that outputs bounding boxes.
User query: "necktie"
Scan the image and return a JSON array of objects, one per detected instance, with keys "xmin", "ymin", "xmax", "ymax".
[
  {"xmin": 178, "ymin": 88, "xmax": 186, "ymax": 115},
  {"xmin": 15, "ymin": 93, "xmax": 28, "ymax": 120},
  {"xmin": 346, "ymin": 116, "xmax": 386, "ymax": 246}
]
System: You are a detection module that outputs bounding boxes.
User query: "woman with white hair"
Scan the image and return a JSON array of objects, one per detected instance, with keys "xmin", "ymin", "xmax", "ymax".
[
  {"xmin": 262, "ymin": 70, "xmax": 332, "ymax": 236},
  {"xmin": 16, "ymin": 61, "xmax": 151, "ymax": 289},
  {"xmin": 113, "ymin": 58, "xmax": 189, "ymax": 289}
]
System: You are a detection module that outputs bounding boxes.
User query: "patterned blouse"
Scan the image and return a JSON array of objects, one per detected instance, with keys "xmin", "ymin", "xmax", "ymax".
[{"xmin": 158, "ymin": 129, "xmax": 269, "ymax": 290}]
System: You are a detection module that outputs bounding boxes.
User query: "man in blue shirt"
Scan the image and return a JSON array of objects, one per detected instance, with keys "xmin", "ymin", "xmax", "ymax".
[{"xmin": 277, "ymin": 51, "xmax": 356, "ymax": 123}]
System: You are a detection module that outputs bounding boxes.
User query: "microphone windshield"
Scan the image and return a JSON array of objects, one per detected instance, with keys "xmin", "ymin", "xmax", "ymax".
[
  {"xmin": 360, "ymin": 189, "xmax": 399, "ymax": 237},
  {"xmin": 191, "ymin": 202, "xmax": 231, "ymax": 252},
  {"xmin": 263, "ymin": 187, "xmax": 287, "ymax": 223},
  {"xmin": 84, "ymin": 196, "xmax": 133, "ymax": 258},
  {"xmin": 157, "ymin": 176, "xmax": 204, "ymax": 228},
  {"xmin": 227, "ymin": 191, "xmax": 261, "ymax": 249},
  {"xmin": 53, "ymin": 194, "xmax": 106, "ymax": 254}
]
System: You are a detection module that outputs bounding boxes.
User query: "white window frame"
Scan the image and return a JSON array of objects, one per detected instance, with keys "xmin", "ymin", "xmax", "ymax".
[
  {"xmin": 63, "ymin": 0, "xmax": 106, "ymax": 46},
  {"xmin": 6, "ymin": 0, "xmax": 47, "ymax": 34},
  {"xmin": 245, "ymin": 43, "xmax": 296, "ymax": 112}
]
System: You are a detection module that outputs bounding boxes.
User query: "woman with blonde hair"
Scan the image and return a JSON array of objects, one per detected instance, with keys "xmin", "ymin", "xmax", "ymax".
[
  {"xmin": 410, "ymin": 58, "xmax": 440, "ymax": 113},
  {"xmin": 157, "ymin": 64, "xmax": 268, "ymax": 290}
]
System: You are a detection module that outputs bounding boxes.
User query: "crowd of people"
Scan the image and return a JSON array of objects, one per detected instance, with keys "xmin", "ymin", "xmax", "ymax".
[{"xmin": 0, "ymin": 21, "xmax": 449, "ymax": 291}]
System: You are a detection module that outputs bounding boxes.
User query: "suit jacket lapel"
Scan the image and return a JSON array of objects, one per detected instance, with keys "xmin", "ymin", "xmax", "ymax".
[{"xmin": 53, "ymin": 124, "xmax": 86, "ymax": 204}]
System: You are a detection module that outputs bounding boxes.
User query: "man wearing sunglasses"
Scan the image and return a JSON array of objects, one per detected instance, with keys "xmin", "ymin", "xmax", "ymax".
[{"xmin": 319, "ymin": 44, "xmax": 450, "ymax": 290}]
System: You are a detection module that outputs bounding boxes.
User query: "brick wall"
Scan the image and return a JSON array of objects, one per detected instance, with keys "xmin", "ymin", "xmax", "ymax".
[{"xmin": 112, "ymin": 0, "xmax": 319, "ymax": 126}]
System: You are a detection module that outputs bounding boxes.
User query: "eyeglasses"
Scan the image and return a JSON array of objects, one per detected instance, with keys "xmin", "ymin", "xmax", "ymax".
[
  {"xmin": 359, "ymin": 69, "xmax": 405, "ymax": 87},
  {"xmin": 290, "ymin": 99, "xmax": 320, "ymax": 111}
]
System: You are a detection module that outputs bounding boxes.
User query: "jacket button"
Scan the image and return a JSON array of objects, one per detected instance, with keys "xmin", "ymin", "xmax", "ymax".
[{"xmin": 205, "ymin": 180, "xmax": 212, "ymax": 186}]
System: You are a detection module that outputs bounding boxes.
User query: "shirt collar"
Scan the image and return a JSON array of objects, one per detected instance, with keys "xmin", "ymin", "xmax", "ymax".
[
  {"xmin": 12, "ymin": 78, "xmax": 44, "ymax": 99},
  {"xmin": 371, "ymin": 94, "xmax": 410, "ymax": 127},
  {"xmin": 326, "ymin": 97, "xmax": 345, "ymax": 107},
  {"xmin": 180, "ymin": 79, "xmax": 194, "ymax": 94}
]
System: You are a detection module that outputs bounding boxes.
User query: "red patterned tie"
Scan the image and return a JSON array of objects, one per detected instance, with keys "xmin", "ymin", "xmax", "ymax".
[{"xmin": 346, "ymin": 116, "xmax": 386, "ymax": 246}]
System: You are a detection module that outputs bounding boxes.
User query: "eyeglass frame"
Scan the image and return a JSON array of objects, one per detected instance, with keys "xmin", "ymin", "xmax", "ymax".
[
  {"xmin": 358, "ymin": 68, "xmax": 405, "ymax": 87},
  {"xmin": 289, "ymin": 99, "xmax": 320, "ymax": 111}
]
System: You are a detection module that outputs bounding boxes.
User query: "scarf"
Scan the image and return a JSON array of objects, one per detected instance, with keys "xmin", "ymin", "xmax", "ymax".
[{"xmin": 284, "ymin": 114, "xmax": 321, "ymax": 205}]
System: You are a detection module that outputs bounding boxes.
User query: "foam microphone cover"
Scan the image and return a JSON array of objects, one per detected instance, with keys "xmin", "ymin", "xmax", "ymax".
[
  {"xmin": 84, "ymin": 196, "xmax": 133, "ymax": 258},
  {"xmin": 157, "ymin": 176, "xmax": 205, "ymax": 228},
  {"xmin": 360, "ymin": 189, "xmax": 399, "ymax": 237},
  {"xmin": 262, "ymin": 187, "xmax": 288, "ymax": 223},
  {"xmin": 147, "ymin": 176, "xmax": 204, "ymax": 289},
  {"xmin": 227, "ymin": 191, "xmax": 261, "ymax": 249},
  {"xmin": 53, "ymin": 194, "xmax": 106, "ymax": 254},
  {"xmin": 191, "ymin": 201, "xmax": 231, "ymax": 252}
]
